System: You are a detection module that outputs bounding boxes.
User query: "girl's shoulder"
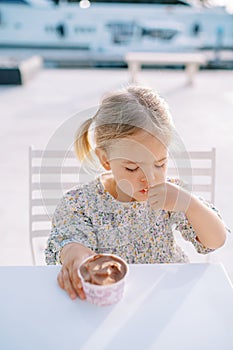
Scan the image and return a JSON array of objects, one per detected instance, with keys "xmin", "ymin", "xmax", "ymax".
[
  {"xmin": 65, "ymin": 177, "xmax": 101, "ymax": 199},
  {"xmin": 59, "ymin": 176, "xmax": 119, "ymax": 214},
  {"xmin": 60, "ymin": 176, "xmax": 108, "ymax": 207}
]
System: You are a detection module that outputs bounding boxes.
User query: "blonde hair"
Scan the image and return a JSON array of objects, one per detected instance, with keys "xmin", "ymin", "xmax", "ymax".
[{"xmin": 75, "ymin": 86, "xmax": 174, "ymax": 163}]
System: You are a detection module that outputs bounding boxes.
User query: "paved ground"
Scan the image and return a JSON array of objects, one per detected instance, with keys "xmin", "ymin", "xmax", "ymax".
[{"xmin": 0, "ymin": 67, "xmax": 232, "ymax": 280}]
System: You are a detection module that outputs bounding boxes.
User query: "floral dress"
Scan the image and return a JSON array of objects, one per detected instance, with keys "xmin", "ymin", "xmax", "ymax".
[{"xmin": 45, "ymin": 177, "xmax": 221, "ymax": 265}]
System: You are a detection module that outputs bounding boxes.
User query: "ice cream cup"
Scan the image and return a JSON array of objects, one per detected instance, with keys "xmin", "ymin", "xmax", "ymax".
[{"xmin": 78, "ymin": 254, "xmax": 128, "ymax": 306}]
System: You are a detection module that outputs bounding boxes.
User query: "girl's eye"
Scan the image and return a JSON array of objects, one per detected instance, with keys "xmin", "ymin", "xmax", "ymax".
[
  {"xmin": 125, "ymin": 167, "xmax": 139, "ymax": 172},
  {"xmin": 155, "ymin": 163, "xmax": 166, "ymax": 169}
]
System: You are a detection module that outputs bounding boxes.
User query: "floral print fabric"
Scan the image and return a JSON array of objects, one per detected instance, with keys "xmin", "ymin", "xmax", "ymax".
[{"xmin": 45, "ymin": 177, "xmax": 218, "ymax": 265}]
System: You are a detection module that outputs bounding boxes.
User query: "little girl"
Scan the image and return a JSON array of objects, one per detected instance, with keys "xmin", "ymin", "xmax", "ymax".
[{"xmin": 45, "ymin": 86, "xmax": 227, "ymax": 300}]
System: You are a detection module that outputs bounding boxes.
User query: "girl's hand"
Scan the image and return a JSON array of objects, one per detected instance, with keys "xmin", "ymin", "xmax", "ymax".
[
  {"xmin": 57, "ymin": 243, "xmax": 95, "ymax": 300},
  {"xmin": 148, "ymin": 181, "xmax": 191, "ymax": 213},
  {"xmin": 148, "ymin": 182, "xmax": 227, "ymax": 249}
]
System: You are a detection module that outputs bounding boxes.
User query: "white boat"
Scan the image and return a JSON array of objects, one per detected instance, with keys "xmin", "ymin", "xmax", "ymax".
[{"xmin": 0, "ymin": 0, "xmax": 232, "ymax": 59}]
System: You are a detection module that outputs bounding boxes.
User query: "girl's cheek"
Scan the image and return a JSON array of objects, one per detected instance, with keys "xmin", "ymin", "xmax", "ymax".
[
  {"xmin": 155, "ymin": 168, "xmax": 167, "ymax": 182},
  {"xmin": 118, "ymin": 179, "xmax": 134, "ymax": 196}
]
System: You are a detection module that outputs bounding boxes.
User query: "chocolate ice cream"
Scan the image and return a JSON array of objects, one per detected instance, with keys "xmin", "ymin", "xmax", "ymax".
[{"xmin": 79, "ymin": 254, "xmax": 127, "ymax": 286}]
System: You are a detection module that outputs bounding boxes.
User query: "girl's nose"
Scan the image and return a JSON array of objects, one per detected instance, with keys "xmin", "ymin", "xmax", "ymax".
[
  {"xmin": 140, "ymin": 168, "xmax": 165, "ymax": 187},
  {"xmin": 140, "ymin": 171, "xmax": 155, "ymax": 187}
]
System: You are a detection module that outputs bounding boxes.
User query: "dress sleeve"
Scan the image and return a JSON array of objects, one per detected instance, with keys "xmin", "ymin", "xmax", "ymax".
[
  {"xmin": 170, "ymin": 196, "xmax": 230, "ymax": 255},
  {"xmin": 45, "ymin": 190, "xmax": 97, "ymax": 265}
]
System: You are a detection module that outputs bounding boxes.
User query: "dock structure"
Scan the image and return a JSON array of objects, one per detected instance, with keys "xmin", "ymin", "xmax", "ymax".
[
  {"xmin": 125, "ymin": 51, "xmax": 208, "ymax": 85},
  {"xmin": 0, "ymin": 55, "xmax": 43, "ymax": 85}
]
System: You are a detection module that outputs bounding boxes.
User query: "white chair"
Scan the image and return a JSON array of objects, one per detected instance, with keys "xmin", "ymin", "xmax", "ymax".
[
  {"xmin": 29, "ymin": 147, "xmax": 86, "ymax": 265},
  {"xmin": 167, "ymin": 148, "xmax": 215, "ymax": 204},
  {"xmin": 167, "ymin": 148, "xmax": 216, "ymax": 262},
  {"xmin": 29, "ymin": 146, "xmax": 216, "ymax": 265}
]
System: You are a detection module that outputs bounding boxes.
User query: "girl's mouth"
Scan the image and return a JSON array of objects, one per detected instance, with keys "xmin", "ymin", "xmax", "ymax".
[{"xmin": 139, "ymin": 189, "xmax": 148, "ymax": 194}]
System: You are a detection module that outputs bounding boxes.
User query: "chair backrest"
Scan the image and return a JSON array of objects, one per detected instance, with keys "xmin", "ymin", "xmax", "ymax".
[
  {"xmin": 29, "ymin": 147, "xmax": 86, "ymax": 264},
  {"xmin": 29, "ymin": 146, "xmax": 216, "ymax": 265},
  {"xmin": 167, "ymin": 149, "xmax": 216, "ymax": 204}
]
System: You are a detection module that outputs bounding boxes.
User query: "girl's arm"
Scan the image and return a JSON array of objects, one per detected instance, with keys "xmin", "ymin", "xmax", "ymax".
[
  {"xmin": 58, "ymin": 242, "xmax": 95, "ymax": 300},
  {"xmin": 148, "ymin": 181, "xmax": 227, "ymax": 250},
  {"xmin": 45, "ymin": 189, "xmax": 98, "ymax": 299},
  {"xmin": 185, "ymin": 195, "xmax": 226, "ymax": 249}
]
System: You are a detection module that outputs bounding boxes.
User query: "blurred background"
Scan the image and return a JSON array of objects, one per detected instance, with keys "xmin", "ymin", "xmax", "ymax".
[
  {"xmin": 0, "ymin": 0, "xmax": 233, "ymax": 66},
  {"xmin": 0, "ymin": 0, "xmax": 232, "ymax": 279}
]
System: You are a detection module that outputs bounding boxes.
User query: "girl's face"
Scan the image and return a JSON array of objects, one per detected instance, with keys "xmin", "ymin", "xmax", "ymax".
[{"xmin": 97, "ymin": 130, "xmax": 168, "ymax": 202}]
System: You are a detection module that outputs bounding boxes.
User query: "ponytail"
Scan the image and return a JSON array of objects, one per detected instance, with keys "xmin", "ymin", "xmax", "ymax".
[{"xmin": 75, "ymin": 118, "xmax": 93, "ymax": 161}]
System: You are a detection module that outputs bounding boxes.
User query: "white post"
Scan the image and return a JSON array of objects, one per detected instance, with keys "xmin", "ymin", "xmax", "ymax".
[
  {"xmin": 129, "ymin": 61, "xmax": 140, "ymax": 84},
  {"xmin": 185, "ymin": 62, "xmax": 199, "ymax": 85}
]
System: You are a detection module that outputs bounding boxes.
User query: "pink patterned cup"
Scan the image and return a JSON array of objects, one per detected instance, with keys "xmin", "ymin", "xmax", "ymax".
[{"xmin": 78, "ymin": 254, "xmax": 128, "ymax": 306}]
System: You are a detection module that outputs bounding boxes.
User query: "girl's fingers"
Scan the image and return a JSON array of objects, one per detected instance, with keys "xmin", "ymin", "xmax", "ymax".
[
  {"xmin": 148, "ymin": 195, "xmax": 159, "ymax": 207},
  {"xmin": 71, "ymin": 262, "xmax": 86, "ymax": 300},
  {"xmin": 74, "ymin": 279, "xmax": 86, "ymax": 300},
  {"xmin": 62, "ymin": 268, "xmax": 78, "ymax": 300},
  {"xmin": 57, "ymin": 264, "xmax": 86, "ymax": 301},
  {"xmin": 149, "ymin": 196, "xmax": 165, "ymax": 210},
  {"xmin": 149, "ymin": 188, "xmax": 167, "ymax": 210},
  {"xmin": 150, "ymin": 202, "xmax": 160, "ymax": 210},
  {"xmin": 57, "ymin": 270, "xmax": 65, "ymax": 289}
]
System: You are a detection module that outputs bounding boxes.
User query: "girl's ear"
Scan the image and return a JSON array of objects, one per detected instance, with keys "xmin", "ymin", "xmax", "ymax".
[{"xmin": 95, "ymin": 148, "xmax": 111, "ymax": 171}]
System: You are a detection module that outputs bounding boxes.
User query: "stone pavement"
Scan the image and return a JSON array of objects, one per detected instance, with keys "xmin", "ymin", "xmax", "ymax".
[{"xmin": 0, "ymin": 67, "xmax": 232, "ymax": 280}]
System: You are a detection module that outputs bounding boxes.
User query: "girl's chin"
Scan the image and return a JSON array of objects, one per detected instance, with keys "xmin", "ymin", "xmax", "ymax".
[
  {"xmin": 115, "ymin": 188, "xmax": 148, "ymax": 202},
  {"xmin": 133, "ymin": 191, "xmax": 149, "ymax": 202}
]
